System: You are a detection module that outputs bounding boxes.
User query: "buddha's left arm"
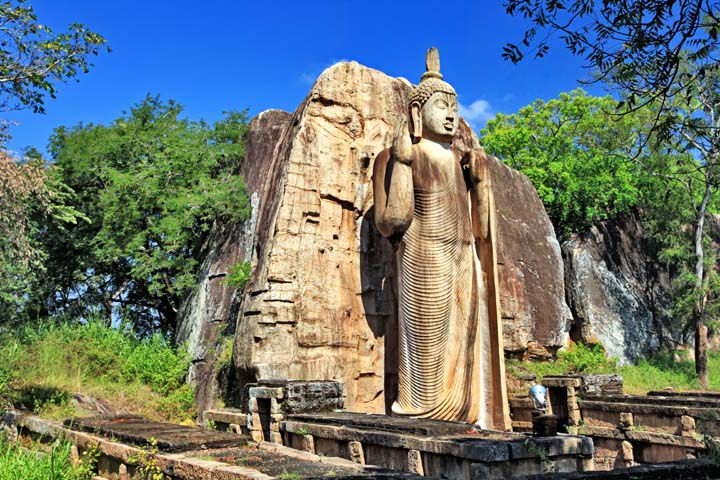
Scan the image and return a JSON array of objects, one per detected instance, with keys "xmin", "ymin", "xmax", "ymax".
[{"xmin": 463, "ymin": 148, "xmax": 493, "ymax": 243}]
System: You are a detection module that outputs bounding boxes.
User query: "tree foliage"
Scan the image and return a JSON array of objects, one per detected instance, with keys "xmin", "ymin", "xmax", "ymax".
[
  {"xmin": 0, "ymin": 152, "xmax": 84, "ymax": 323},
  {"xmin": 481, "ymin": 89, "xmax": 648, "ymax": 238},
  {"xmin": 503, "ymin": 0, "xmax": 719, "ymax": 133},
  {"xmin": 32, "ymin": 96, "xmax": 250, "ymax": 332},
  {"xmin": 0, "ymin": 0, "xmax": 107, "ymax": 140}
]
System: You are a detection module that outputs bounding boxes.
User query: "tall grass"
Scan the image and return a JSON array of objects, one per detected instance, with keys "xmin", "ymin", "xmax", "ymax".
[
  {"xmin": 507, "ymin": 342, "xmax": 617, "ymax": 381},
  {"xmin": 0, "ymin": 434, "xmax": 95, "ymax": 480},
  {"xmin": 0, "ymin": 319, "xmax": 195, "ymax": 423},
  {"xmin": 622, "ymin": 350, "xmax": 720, "ymax": 394},
  {"xmin": 507, "ymin": 342, "xmax": 720, "ymax": 395}
]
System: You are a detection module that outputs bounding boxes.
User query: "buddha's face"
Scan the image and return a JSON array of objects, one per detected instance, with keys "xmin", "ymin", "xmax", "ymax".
[{"xmin": 421, "ymin": 91, "xmax": 458, "ymax": 143}]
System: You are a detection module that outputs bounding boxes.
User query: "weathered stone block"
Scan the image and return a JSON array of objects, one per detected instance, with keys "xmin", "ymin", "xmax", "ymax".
[
  {"xmin": 348, "ymin": 440, "xmax": 365, "ymax": 464},
  {"xmin": 247, "ymin": 413, "xmax": 261, "ymax": 431},
  {"xmin": 118, "ymin": 464, "xmax": 129, "ymax": 480},
  {"xmin": 621, "ymin": 440, "xmax": 634, "ymax": 468},
  {"xmin": 249, "ymin": 387, "xmax": 284, "ymax": 399},
  {"xmin": 283, "ymin": 381, "xmax": 344, "ymax": 413},
  {"xmin": 300, "ymin": 434, "xmax": 315, "ymax": 453},
  {"xmin": 620, "ymin": 412, "xmax": 634, "ymax": 429},
  {"xmin": 681, "ymin": 415, "xmax": 696, "ymax": 436},
  {"xmin": 580, "ymin": 374, "xmax": 624, "ymax": 396},
  {"xmin": 407, "ymin": 449, "xmax": 424, "ymax": 475},
  {"xmin": 70, "ymin": 445, "xmax": 80, "ymax": 466}
]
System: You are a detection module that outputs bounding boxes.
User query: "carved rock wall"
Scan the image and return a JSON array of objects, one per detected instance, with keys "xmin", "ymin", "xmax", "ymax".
[
  {"xmin": 230, "ymin": 61, "xmax": 569, "ymax": 413},
  {"xmin": 176, "ymin": 110, "xmax": 291, "ymax": 412}
]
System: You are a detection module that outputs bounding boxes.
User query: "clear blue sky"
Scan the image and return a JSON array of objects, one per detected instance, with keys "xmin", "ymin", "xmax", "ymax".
[{"xmin": 7, "ymin": 0, "xmax": 602, "ymax": 156}]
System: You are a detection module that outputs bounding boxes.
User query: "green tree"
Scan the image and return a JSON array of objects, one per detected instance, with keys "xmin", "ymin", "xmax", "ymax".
[
  {"xmin": 502, "ymin": 0, "xmax": 717, "ymax": 133},
  {"xmin": 652, "ymin": 57, "xmax": 720, "ymax": 387},
  {"xmin": 483, "ymin": 86, "xmax": 720, "ymax": 385},
  {"xmin": 35, "ymin": 96, "xmax": 250, "ymax": 332},
  {"xmin": 0, "ymin": 152, "xmax": 85, "ymax": 324},
  {"xmin": 480, "ymin": 89, "xmax": 648, "ymax": 238},
  {"xmin": 0, "ymin": 0, "xmax": 107, "ymax": 141}
]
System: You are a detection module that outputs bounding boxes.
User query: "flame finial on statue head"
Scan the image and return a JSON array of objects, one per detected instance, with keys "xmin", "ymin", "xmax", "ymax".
[{"xmin": 409, "ymin": 47, "xmax": 457, "ymax": 107}]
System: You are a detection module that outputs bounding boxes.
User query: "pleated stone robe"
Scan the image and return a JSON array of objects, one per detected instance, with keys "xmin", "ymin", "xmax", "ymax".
[{"xmin": 373, "ymin": 143, "xmax": 511, "ymax": 430}]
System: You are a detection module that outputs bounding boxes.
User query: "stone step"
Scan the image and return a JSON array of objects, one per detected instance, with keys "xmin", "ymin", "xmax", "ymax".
[
  {"xmin": 648, "ymin": 390, "xmax": 720, "ymax": 399},
  {"xmin": 205, "ymin": 408, "xmax": 246, "ymax": 426},
  {"xmin": 286, "ymin": 411, "xmax": 480, "ymax": 437},
  {"xmin": 66, "ymin": 415, "xmax": 245, "ymax": 452},
  {"xmin": 582, "ymin": 394, "xmax": 720, "ymax": 409}
]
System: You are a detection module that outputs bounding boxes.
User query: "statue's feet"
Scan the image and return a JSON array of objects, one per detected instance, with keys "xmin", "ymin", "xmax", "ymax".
[{"xmin": 391, "ymin": 401, "xmax": 408, "ymax": 415}]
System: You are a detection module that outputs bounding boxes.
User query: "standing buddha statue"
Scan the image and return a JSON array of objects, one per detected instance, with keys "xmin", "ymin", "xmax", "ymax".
[{"xmin": 372, "ymin": 47, "xmax": 511, "ymax": 430}]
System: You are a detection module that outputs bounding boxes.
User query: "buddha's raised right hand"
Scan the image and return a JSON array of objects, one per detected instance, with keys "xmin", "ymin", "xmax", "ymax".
[{"xmin": 391, "ymin": 116, "xmax": 414, "ymax": 166}]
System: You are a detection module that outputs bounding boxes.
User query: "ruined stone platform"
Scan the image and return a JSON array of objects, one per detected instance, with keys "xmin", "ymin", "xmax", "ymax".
[
  {"xmin": 518, "ymin": 458, "xmax": 720, "ymax": 480},
  {"xmin": 66, "ymin": 415, "xmax": 244, "ymax": 452},
  {"xmin": 15, "ymin": 414, "xmax": 412, "ymax": 479},
  {"xmin": 288, "ymin": 411, "xmax": 483, "ymax": 437},
  {"xmin": 282, "ymin": 412, "xmax": 594, "ymax": 478}
]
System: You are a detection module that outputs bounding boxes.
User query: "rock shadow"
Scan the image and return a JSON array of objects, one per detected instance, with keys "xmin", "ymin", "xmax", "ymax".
[{"xmin": 359, "ymin": 206, "xmax": 399, "ymax": 413}]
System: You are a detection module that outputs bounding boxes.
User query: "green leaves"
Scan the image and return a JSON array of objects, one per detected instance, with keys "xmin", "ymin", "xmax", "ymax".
[
  {"xmin": 481, "ymin": 89, "xmax": 646, "ymax": 238},
  {"xmin": 503, "ymin": 0, "xmax": 718, "ymax": 132},
  {"xmin": 0, "ymin": 0, "xmax": 107, "ymax": 142},
  {"xmin": 41, "ymin": 96, "xmax": 250, "ymax": 331},
  {"xmin": 225, "ymin": 261, "xmax": 251, "ymax": 291}
]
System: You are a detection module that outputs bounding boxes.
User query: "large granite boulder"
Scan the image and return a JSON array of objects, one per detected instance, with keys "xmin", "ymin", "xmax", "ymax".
[
  {"xmin": 228, "ymin": 61, "xmax": 569, "ymax": 413},
  {"xmin": 492, "ymin": 160, "xmax": 572, "ymax": 357},
  {"xmin": 176, "ymin": 110, "xmax": 292, "ymax": 412},
  {"xmin": 562, "ymin": 212, "xmax": 674, "ymax": 364}
]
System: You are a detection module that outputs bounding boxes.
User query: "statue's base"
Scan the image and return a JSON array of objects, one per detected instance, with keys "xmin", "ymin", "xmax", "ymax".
[{"xmin": 281, "ymin": 412, "xmax": 594, "ymax": 478}]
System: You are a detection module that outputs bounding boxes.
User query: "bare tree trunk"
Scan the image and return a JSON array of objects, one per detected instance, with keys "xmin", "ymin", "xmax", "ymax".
[{"xmin": 694, "ymin": 180, "xmax": 712, "ymax": 389}]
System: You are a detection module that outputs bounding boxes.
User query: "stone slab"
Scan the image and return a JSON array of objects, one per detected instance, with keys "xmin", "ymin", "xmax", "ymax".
[
  {"xmin": 578, "ymin": 425, "xmax": 705, "ymax": 449},
  {"xmin": 205, "ymin": 408, "xmax": 246, "ymax": 426},
  {"xmin": 283, "ymin": 412, "xmax": 593, "ymax": 463},
  {"xmin": 516, "ymin": 458, "xmax": 720, "ymax": 479},
  {"xmin": 66, "ymin": 415, "xmax": 245, "ymax": 452},
  {"xmin": 286, "ymin": 411, "xmax": 481, "ymax": 436},
  {"xmin": 648, "ymin": 390, "xmax": 720, "ymax": 399},
  {"xmin": 584, "ymin": 394, "xmax": 720, "ymax": 409},
  {"xmin": 579, "ymin": 399, "xmax": 720, "ymax": 420}
]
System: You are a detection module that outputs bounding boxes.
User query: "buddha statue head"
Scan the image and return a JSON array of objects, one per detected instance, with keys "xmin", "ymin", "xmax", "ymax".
[{"xmin": 408, "ymin": 48, "xmax": 459, "ymax": 144}]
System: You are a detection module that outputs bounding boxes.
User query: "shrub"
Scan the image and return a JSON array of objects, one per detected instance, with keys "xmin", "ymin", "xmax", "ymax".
[
  {"xmin": 0, "ymin": 434, "xmax": 97, "ymax": 480},
  {"xmin": 5, "ymin": 318, "xmax": 195, "ymax": 422},
  {"xmin": 558, "ymin": 342, "xmax": 617, "ymax": 373},
  {"xmin": 225, "ymin": 261, "xmax": 251, "ymax": 291},
  {"xmin": 124, "ymin": 334, "xmax": 191, "ymax": 395}
]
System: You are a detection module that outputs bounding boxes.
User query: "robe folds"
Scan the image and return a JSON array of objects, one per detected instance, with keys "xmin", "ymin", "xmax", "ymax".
[{"xmin": 373, "ymin": 144, "xmax": 511, "ymax": 430}]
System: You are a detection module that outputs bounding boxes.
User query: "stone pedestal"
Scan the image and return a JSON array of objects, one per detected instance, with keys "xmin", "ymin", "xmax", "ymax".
[{"xmin": 242, "ymin": 380, "xmax": 344, "ymax": 443}]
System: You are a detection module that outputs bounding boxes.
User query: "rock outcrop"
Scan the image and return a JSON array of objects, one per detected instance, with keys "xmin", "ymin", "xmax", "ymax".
[
  {"xmin": 492, "ymin": 160, "xmax": 572, "ymax": 357},
  {"xmin": 176, "ymin": 110, "xmax": 291, "ymax": 412},
  {"xmin": 227, "ymin": 61, "xmax": 569, "ymax": 413},
  {"xmin": 563, "ymin": 212, "xmax": 673, "ymax": 364}
]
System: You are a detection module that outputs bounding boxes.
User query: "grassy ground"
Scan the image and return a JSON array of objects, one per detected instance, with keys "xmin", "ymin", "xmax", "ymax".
[
  {"xmin": 0, "ymin": 433, "xmax": 97, "ymax": 480},
  {"xmin": 0, "ymin": 319, "xmax": 196, "ymax": 424},
  {"xmin": 507, "ymin": 342, "xmax": 720, "ymax": 394}
]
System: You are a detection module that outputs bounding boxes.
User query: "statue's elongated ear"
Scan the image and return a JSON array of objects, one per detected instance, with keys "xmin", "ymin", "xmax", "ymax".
[{"xmin": 410, "ymin": 102, "xmax": 422, "ymax": 139}]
